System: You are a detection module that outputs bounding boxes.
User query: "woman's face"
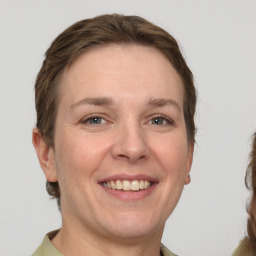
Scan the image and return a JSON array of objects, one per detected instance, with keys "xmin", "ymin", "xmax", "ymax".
[{"xmin": 47, "ymin": 44, "xmax": 193, "ymax": 240}]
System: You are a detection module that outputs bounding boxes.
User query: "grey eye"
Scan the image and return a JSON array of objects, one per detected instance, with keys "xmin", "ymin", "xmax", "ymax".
[
  {"xmin": 151, "ymin": 117, "xmax": 165, "ymax": 125},
  {"xmin": 88, "ymin": 117, "xmax": 103, "ymax": 124},
  {"xmin": 82, "ymin": 117, "xmax": 107, "ymax": 125}
]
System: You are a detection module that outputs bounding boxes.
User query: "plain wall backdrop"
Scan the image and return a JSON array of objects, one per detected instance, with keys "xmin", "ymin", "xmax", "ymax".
[{"xmin": 0, "ymin": 0, "xmax": 256, "ymax": 255}]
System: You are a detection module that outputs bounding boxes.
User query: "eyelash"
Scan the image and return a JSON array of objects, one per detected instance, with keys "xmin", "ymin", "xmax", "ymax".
[
  {"xmin": 80, "ymin": 115, "xmax": 108, "ymax": 125},
  {"xmin": 80, "ymin": 114, "xmax": 174, "ymax": 127},
  {"xmin": 149, "ymin": 115, "xmax": 174, "ymax": 126}
]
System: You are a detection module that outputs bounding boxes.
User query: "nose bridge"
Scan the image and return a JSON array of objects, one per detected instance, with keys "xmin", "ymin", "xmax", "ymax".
[{"xmin": 112, "ymin": 117, "xmax": 149, "ymax": 163}]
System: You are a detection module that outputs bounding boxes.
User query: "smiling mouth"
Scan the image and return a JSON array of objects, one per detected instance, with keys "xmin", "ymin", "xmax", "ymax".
[{"xmin": 101, "ymin": 180, "xmax": 153, "ymax": 191}]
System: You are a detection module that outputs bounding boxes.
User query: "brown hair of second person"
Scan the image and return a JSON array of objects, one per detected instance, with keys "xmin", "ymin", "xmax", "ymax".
[
  {"xmin": 246, "ymin": 132, "xmax": 256, "ymax": 252},
  {"xmin": 34, "ymin": 14, "xmax": 197, "ymax": 206}
]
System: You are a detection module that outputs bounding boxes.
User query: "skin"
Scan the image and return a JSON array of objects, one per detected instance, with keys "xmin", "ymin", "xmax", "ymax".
[{"xmin": 33, "ymin": 44, "xmax": 193, "ymax": 256}]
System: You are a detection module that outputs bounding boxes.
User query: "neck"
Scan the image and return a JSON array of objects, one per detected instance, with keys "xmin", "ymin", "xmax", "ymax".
[{"xmin": 52, "ymin": 219, "xmax": 164, "ymax": 256}]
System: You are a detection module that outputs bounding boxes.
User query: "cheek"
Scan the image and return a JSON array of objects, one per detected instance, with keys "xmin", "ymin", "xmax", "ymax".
[
  {"xmin": 54, "ymin": 132, "xmax": 110, "ymax": 183},
  {"xmin": 152, "ymin": 134, "xmax": 189, "ymax": 177}
]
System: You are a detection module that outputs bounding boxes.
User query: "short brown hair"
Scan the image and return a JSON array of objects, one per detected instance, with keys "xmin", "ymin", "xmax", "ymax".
[{"xmin": 34, "ymin": 14, "xmax": 197, "ymax": 206}]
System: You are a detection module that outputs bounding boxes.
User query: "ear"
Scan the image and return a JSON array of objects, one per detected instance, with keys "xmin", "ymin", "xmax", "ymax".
[
  {"xmin": 32, "ymin": 128, "xmax": 58, "ymax": 182},
  {"xmin": 184, "ymin": 142, "xmax": 194, "ymax": 185}
]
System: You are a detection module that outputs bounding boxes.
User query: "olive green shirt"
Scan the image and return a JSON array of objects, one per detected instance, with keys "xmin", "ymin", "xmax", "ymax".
[
  {"xmin": 232, "ymin": 238, "xmax": 254, "ymax": 256},
  {"xmin": 32, "ymin": 231, "xmax": 177, "ymax": 256}
]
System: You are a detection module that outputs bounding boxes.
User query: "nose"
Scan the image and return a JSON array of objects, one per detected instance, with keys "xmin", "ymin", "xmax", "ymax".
[{"xmin": 111, "ymin": 122, "xmax": 150, "ymax": 164}]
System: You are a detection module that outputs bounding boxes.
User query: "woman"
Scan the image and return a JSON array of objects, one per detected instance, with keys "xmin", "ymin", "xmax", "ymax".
[
  {"xmin": 233, "ymin": 133, "xmax": 256, "ymax": 256},
  {"xmin": 32, "ymin": 14, "xmax": 196, "ymax": 256}
]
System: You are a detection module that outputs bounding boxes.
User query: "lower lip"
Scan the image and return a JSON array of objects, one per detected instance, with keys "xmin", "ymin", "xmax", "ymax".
[{"xmin": 101, "ymin": 183, "xmax": 157, "ymax": 201}]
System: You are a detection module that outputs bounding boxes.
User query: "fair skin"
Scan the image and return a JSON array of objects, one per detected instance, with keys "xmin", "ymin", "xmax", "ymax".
[{"xmin": 33, "ymin": 44, "xmax": 193, "ymax": 256}]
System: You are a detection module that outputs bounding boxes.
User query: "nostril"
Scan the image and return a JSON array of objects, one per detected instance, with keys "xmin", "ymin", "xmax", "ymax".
[
  {"xmin": 118, "ymin": 154, "xmax": 129, "ymax": 159},
  {"xmin": 115, "ymin": 153, "xmax": 148, "ymax": 164}
]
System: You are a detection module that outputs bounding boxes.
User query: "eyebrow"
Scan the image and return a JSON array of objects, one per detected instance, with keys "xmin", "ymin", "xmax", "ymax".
[
  {"xmin": 71, "ymin": 97, "xmax": 114, "ymax": 109},
  {"xmin": 70, "ymin": 96, "xmax": 181, "ymax": 112},
  {"xmin": 147, "ymin": 98, "xmax": 182, "ymax": 112}
]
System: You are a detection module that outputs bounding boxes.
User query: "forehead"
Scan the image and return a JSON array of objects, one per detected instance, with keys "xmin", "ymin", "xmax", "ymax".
[
  {"xmin": 66, "ymin": 44, "xmax": 177, "ymax": 76},
  {"xmin": 59, "ymin": 44, "xmax": 184, "ymax": 103}
]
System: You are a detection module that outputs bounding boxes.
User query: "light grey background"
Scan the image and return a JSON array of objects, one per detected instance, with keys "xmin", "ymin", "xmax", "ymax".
[{"xmin": 0, "ymin": 1, "xmax": 256, "ymax": 255}]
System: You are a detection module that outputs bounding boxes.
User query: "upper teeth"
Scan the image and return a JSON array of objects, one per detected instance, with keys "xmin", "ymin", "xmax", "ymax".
[{"xmin": 102, "ymin": 180, "xmax": 151, "ymax": 191}]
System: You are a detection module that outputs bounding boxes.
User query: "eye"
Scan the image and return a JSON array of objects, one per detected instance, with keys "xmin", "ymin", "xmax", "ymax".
[
  {"xmin": 81, "ymin": 116, "xmax": 107, "ymax": 125},
  {"xmin": 149, "ymin": 116, "xmax": 173, "ymax": 125}
]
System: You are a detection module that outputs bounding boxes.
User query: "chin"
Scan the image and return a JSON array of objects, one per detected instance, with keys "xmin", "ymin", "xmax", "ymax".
[{"xmin": 102, "ymin": 212, "xmax": 163, "ymax": 240}]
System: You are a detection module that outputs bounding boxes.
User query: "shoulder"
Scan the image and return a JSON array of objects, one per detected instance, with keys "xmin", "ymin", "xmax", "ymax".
[
  {"xmin": 32, "ymin": 230, "xmax": 63, "ymax": 256},
  {"xmin": 232, "ymin": 238, "xmax": 255, "ymax": 256},
  {"xmin": 161, "ymin": 243, "xmax": 178, "ymax": 256}
]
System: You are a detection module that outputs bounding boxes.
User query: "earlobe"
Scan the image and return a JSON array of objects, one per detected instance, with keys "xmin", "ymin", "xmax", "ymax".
[
  {"xmin": 32, "ymin": 128, "xmax": 58, "ymax": 182},
  {"xmin": 184, "ymin": 174, "xmax": 191, "ymax": 185},
  {"xmin": 185, "ymin": 142, "xmax": 194, "ymax": 185}
]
